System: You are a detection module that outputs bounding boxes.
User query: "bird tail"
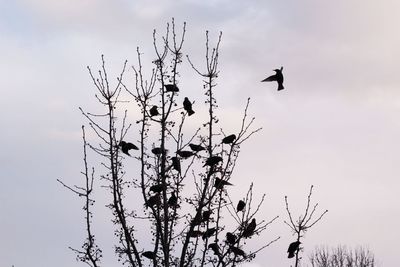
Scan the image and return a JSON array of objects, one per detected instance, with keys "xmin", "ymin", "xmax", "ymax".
[
  {"xmin": 278, "ymin": 84, "xmax": 284, "ymax": 90},
  {"xmin": 288, "ymin": 252, "xmax": 295, "ymax": 258},
  {"xmin": 188, "ymin": 110, "xmax": 195, "ymax": 116}
]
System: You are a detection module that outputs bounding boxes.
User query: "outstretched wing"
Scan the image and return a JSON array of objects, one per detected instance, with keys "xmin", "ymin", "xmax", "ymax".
[{"xmin": 261, "ymin": 74, "xmax": 277, "ymax": 82}]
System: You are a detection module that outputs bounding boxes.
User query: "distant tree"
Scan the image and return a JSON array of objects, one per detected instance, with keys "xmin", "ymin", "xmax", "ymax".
[
  {"xmin": 284, "ymin": 185, "xmax": 328, "ymax": 267},
  {"xmin": 309, "ymin": 245, "xmax": 376, "ymax": 267},
  {"xmin": 58, "ymin": 19, "xmax": 280, "ymax": 267}
]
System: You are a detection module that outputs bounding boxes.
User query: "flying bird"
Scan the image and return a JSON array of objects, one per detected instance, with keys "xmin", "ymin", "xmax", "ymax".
[
  {"xmin": 242, "ymin": 218, "xmax": 256, "ymax": 238},
  {"xmin": 183, "ymin": 97, "xmax": 195, "ymax": 116},
  {"xmin": 142, "ymin": 251, "xmax": 156, "ymax": 260},
  {"xmin": 119, "ymin": 141, "xmax": 139, "ymax": 156},
  {"xmin": 261, "ymin": 67, "xmax": 284, "ymax": 91},
  {"xmin": 149, "ymin": 105, "xmax": 159, "ymax": 116},
  {"xmin": 204, "ymin": 156, "xmax": 223, "ymax": 167},
  {"xmin": 177, "ymin": 150, "xmax": 194, "ymax": 158},
  {"xmin": 287, "ymin": 241, "xmax": 301, "ymax": 258},
  {"xmin": 214, "ymin": 178, "xmax": 233, "ymax": 190},
  {"xmin": 165, "ymin": 84, "xmax": 179, "ymax": 92},
  {"xmin": 226, "ymin": 232, "xmax": 236, "ymax": 245},
  {"xmin": 236, "ymin": 200, "xmax": 246, "ymax": 212},
  {"xmin": 222, "ymin": 134, "xmax": 236, "ymax": 144},
  {"xmin": 189, "ymin": 143, "xmax": 206, "ymax": 152}
]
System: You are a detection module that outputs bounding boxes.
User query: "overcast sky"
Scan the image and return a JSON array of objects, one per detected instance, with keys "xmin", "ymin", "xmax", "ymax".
[{"xmin": 1, "ymin": 0, "xmax": 400, "ymax": 266}]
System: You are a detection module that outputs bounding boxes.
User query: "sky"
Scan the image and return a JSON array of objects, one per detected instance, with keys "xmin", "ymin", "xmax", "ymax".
[{"xmin": 1, "ymin": 0, "xmax": 400, "ymax": 266}]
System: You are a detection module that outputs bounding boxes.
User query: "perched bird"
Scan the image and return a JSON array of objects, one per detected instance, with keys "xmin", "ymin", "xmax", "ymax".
[
  {"xmin": 171, "ymin": 157, "xmax": 181, "ymax": 173},
  {"xmin": 149, "ymin": 105, "xmax": 159, "ymax": 116},
  {"xmin": 191, "ymin": 213, "xmax": 202, "ymax": 226},
  {"xmin": 183, "ymin": 97, "xmax": 195, "ymax": 116},
  {"xmin": 150, "ymin": 184, "xmax": 166, "ymax": 193},
  {"xmin": 242, "ymin": 218, "xmax": 256, "ymax": 238},
  {"xmin": 142, "ymin": 251, "xmax": 156, "ymax": 260},
  {"xmin": 208, "ymin": 243, "xmax": 221, "ymax": 257},
  {"xmin": 119, "ymin": 141, "xmax": 139, "ymax": 156},
  {"xmin": 222, "ymin": 134, "xmax": 236, "ymax": 144},
  {"xmin": 146, "ymin": 194, "xmax": 160, "ymax": 208},
  {"xmin": 214, "ymin": 178, "xmax": 233, "ymax": 190},
  {"xmin": 208, "ymin": 167, "xmax": 220, "ymax": 176},
  {"xmin": 189, "ymin": 230, "xmax": 203, "ymax": 238},
  {"xmin": 151, "ymin": 147, "xmax": 167, "ymax": 155},
  {"xmin": 261, "ymin": 67, "xmax": 284, "ymax": 91},
  {"xmin": 202, "ymin": 210, "xmax": 212, "ymax": 222},
  {"xmin": 204, "ymin": 156, "xmax": 223, "ymax": 167},
  {"xmin": 236, "ymin": 200, "xmax": 246, "ymax": 212},
  {"xmin": 287, "ymin": 241, "xmax": 301, "ymax": 258},
  {"xmin": 168, "ymin": 192, "xmax": 178, "ymax": 207},
  {"xmin": 165, "ymin": 84, "xmax": 179, "ymax": 92},
  {"xmin": 177, "ymin": 150, "xmax": 194, "ymax": 158},
  {"xmin": 226, "ymin": 232, "xmax": 236, "ymax": 245},
  {"xmin": 202, "ymin": 227, "xmax": 216, "ymax": 240},
  {"xmin": 229, "ymin": 246, "xmax": 246, "ymax": 258},
  {"xmin": 189, "ymin": 143, "xmax": 206, "ymax": 152}
]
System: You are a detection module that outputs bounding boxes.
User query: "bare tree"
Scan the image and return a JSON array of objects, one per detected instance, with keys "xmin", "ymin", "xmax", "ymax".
[
  {"xmin": 59, "ymin": 19, "xmax": 280, "ymax": 267},
  {"xmin": 284, "ymin": 185, "xmax": 328, "ymax": 267},
  {"xmin": 309, "ymin": 245, "xmax": 376, "ymax": 267}
]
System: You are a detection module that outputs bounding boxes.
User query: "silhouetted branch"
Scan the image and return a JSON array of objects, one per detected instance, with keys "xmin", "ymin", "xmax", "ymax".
[
  {"xmin": 285, "ymin": 185, "xmax": 328, "ymax": 267},
  {"xmin": 65, "ymin": 19, "xmax": 277, "ymax": 267}
]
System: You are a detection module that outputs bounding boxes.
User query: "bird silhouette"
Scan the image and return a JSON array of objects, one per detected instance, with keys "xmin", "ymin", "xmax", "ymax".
[
  {"xmin": 261, "ymin": 67, "xmax": 284, "ymax": 91},
  {"xmin": 287, "ymin": 241, "xmax": 301, "ymax": 258},
  {"xmin": 189, "ymin": 143, "xmax": 206, "ymax": 152},
  {"xmin": 204, "ymin": 156, "xmax": 223, "ymax": 167},
  {"xmin": 222, "ymin": 134, "xmax": 236, "ymax": 144},
  {"xmin": 208, "ymin": 243, "xmax": 221, "ymax": 257},
  {"xmin": 226, "ymin": 232, "xmax": 236, "ymax": 245},
  {"xmin": 171, "ymin": 157, "xmax": 181, "ymax": 173},
  {"xmin": 202, "ymin": 210, "xmax": 212, "ymax": 222},
  {"xmin": 229, "ymin": 246, "xmax": 246, "ymax": 258},
  {"xmin": 142, "ymin": 251, "xmax": 156, "ymax": 260},
  {"xmin": 242, "ymin": 218, "xmax": 256, "ymax": 238},
  {"xmin": 146, "ymin": 194, "xmax": 161, "ymax": 208},
  {"xmin": 189, "ymin": 230, "xmax": 203, "ymax": 238},
  {"xmin": 119, "ymin": 141, "xmax": 139, "ymax": 156},
  {"xmin": 149, "ymin": 105, "xmax": 159, "ymax": 116},
  {"xmin": 191, "ymin": 213, "xmax": 202, "ymax": 226},
  {"xmin": 150, "ymin": 184, "xmax": 166, "ymax": 193},
  {"xmin": 183, "ymin": 97, "xmax": 195, "ymax": 116},
  {"xmin": 202, "ymin": 227, "xmax": 216, "ymax": 240},
  {"xmin": 165, "ymin": 84, "xmax": 179, "ymax": 92},
  {"xmin": 151, "ymin": 147, "xmax": 167, "ymax": 155},
  {"xmin": 214, "ymin": 177, "xmax": 233, "ymax": 190},
  {"xmin": 177, "ymin": 150, "xmax": 194, "ymax": 158},
  {"xmin": 168, "ymin": 192, "xmax": 178, "ymax": 207},
  {"xmin": 236, "ymin": 200, "xmax": 246, "ymax": 212}
]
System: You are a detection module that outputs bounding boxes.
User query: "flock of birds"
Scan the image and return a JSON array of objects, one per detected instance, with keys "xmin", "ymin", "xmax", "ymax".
[{"xmin": 117, "ymin": 67, "xmax": 299, "ymax": 260}]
